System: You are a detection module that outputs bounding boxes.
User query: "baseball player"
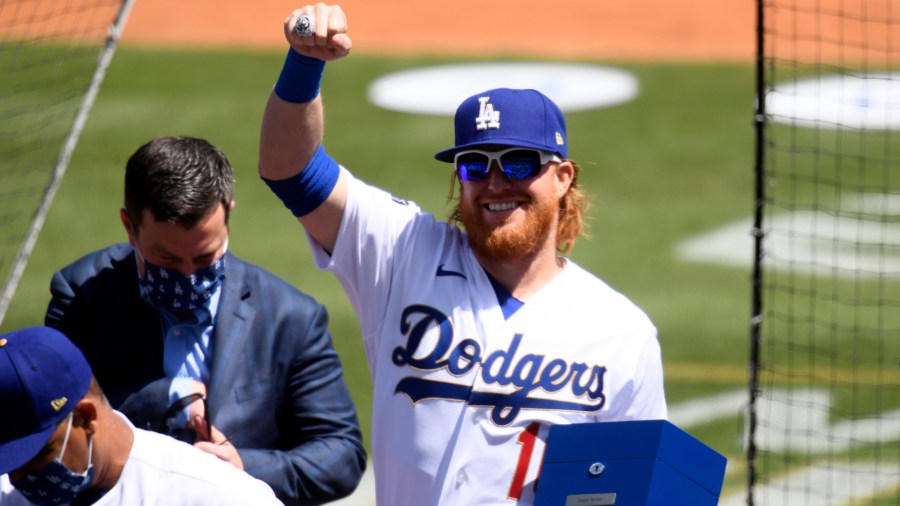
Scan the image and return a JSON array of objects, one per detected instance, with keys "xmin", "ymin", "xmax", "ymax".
[{"xmin": 259, "ymin": 4, "xmax": 668, "ymax": 505}]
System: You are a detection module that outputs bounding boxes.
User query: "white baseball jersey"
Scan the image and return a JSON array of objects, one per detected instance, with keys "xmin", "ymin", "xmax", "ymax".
[
  {"xmin": 309, "ymin": 171, "xmax": 667, "ymax": 505},
  {"xmin": 1, "ymin": 414, "xmax": 281, "ymax": 506}
]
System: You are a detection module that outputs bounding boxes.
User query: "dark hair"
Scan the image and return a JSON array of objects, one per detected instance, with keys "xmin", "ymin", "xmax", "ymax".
[{"xmin": 124, "ymin": 136, "xmax": 234, "ymax": 230}]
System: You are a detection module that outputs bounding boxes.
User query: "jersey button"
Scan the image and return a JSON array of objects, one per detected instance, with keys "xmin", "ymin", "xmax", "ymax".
[{"xmin": 455, "ymin": 469, "xmax": 467, "ymax": 486}]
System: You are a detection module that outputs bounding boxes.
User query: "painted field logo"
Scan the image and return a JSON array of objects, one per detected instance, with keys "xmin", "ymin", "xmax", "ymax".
[
  {"xmin": 368, "ymin": 63, "xmax": 639, "ymax": 115},
  {"xmin": 767, "ymin": 73, "xmax": 900, "ymax": 130},
  {"xmin": 676, "ymin": 193, "xmax": 900, "ymax": 279}
]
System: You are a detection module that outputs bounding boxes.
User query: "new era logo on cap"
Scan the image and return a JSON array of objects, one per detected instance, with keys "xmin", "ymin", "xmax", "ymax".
[
  {"xmin": 434, "ymin": 88, "xmax": 568, "ymax": 162},
  {"xmin": 51, "ymin": 397, "xmax": 69, "ymax": 412},
  {"xmin": 0, "ymin": 326, "xmax": 92, "ymax": 475}
]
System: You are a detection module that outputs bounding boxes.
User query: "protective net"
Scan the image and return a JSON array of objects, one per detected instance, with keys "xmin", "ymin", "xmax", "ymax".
[
  {"xmin": 0, "ymin": 0, "xmax": 134, "ymax": 323},
  {"xmin": 749, "ymin": 0, "xmax": 900, "ymax": 504}
]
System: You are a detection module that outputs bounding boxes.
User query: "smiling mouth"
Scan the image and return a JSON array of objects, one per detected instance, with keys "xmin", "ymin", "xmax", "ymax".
[{"xmin": 486, "ymin": 202, "xmax": 520, "ymax": 212}]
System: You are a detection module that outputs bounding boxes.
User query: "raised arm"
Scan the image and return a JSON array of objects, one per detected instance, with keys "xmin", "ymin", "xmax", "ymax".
[{"xmin": 259, "ymin": 4, "xmax": 352, "ymax": 252}]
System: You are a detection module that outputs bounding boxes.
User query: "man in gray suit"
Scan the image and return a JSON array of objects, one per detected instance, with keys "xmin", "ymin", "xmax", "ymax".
[{"xmin": 45, "ymin": 136, "xmax": 365, "ymax": 506}]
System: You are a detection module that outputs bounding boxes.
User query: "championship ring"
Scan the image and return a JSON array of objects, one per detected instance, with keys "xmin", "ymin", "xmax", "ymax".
[{"xmin": 294, "ymin": 15, "xmax": 316, "ymax": 37}]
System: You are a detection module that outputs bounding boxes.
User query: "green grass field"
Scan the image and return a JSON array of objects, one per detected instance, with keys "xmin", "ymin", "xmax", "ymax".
[{"xmin": 1, "ymin": 46, "xmax": 763, "ymax": 497}]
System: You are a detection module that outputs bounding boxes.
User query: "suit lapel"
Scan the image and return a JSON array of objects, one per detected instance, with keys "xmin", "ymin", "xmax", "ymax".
[{"xmin": 207, "ymin": 254, "xmax": 256, "ymax": 413}]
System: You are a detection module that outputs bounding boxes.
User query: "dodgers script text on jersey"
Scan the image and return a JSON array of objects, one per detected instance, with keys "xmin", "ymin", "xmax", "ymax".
[{"xmin": 393, "ymin": 304, "xmax": 608, "ymax": 426}]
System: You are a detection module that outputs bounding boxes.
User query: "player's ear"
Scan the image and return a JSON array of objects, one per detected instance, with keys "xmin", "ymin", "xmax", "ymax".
[
  {"xmin": 554, "ymin": 161, "xmax": 575, "ymax": 198},
  {"xmin": 120, "ymin": 208, "xmax": 136, "ymax": 245},
  {"xmin": 72, "ymin": 399, "xmax": 98, "ymax": 435}
]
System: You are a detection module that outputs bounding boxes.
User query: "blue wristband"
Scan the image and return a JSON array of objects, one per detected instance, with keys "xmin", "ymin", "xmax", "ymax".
[
  {"xmin": 274, "ymin": 48, "xmax": 325, "ymax": 103},
  {"xmin": 262, "ymin": 145, "xmax": 340, "ymax": 217}
]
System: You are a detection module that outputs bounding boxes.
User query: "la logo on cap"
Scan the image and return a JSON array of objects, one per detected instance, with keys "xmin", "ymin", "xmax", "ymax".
[{"xmin": 474, "ymin": 96, "xmax": 500, "ymax": 131}]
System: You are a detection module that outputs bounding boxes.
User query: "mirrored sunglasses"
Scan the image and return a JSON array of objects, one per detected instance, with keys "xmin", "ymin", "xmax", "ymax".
[{"xmin": 455, "ymin": 147, "xmax": 562, "ymax": 182}]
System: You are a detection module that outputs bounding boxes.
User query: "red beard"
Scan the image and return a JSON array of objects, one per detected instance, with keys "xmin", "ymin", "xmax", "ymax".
[{"xmin": 459, "ymin": 192, "xmax": 558, "ymax": 262}]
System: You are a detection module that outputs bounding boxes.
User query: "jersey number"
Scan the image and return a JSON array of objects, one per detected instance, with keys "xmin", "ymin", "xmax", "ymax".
[{"xmin": 507, "ymin": 422, "xmax": 542, "ymax": 500}]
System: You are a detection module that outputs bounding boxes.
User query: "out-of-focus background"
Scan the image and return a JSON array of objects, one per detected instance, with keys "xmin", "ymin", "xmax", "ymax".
[
  {"xmin": 119, "ymin": 0, "xmax": 756, "ymax": 60},
  {"xmin": 2, "ymin": 1, "xmax": 897, "ymax": 504}
]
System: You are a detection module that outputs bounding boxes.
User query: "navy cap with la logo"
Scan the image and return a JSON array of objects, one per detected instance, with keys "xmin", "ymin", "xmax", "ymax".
[
  {"xmin": 434, "ymin": 88, "xmax": 568, "ymax": 162},
  {"xmin": 0, "ymin": 326, "xmax": 92, "ymax": 475}
]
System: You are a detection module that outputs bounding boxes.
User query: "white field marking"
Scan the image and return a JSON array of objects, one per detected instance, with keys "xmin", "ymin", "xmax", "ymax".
[
  {"xmin": 665, "ymin": 386, "xmax": 900, "ymax": 449},
  {"xmin": 719, "ymin": 462, "xmax": 900, "ymax": 506},
  {"xmin": 753, "ymin": 388, "xmax": 900, "ymax": 453},
  {"xmin": 675, "ymin": 194, "xmax": 900, "ymax": 278},
  {"xmin": 668, "ymin": 389, "xmax": 748, "ymax": 429},
  {"xmin": 767, "ymin": 73, "xmax": 900, "ymax": 130},
  {"xmin": 718, "ymin": 389, "xmax": 900, "ymax": 506},
  {"xmin": 366, "ymin": 62, "xmax": 639, "ymax": 115},
  {"xmin": 843, "ymin": 193, "xmax": 900, "ymax": 216}
]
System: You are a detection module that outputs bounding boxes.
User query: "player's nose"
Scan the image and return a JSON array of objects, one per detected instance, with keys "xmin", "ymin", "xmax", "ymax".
[{"xmin": 485, "ymin": 160, "xmax": 512, "ymax": 190}]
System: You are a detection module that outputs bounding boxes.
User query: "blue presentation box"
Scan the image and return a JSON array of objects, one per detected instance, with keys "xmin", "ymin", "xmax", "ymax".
[{"xmin": 534, "ymin": 420, "xmax": 726, "ymax": 506}]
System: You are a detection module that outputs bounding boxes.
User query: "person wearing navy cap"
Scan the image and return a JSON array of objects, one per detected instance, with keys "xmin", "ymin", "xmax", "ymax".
[
  {"xmin": 0, "ymin": 326, "xmax": 284, "ymax": 505},
  {"xmin": 258, "ymin": 5, "xmax": 668, "ymax": 505}
]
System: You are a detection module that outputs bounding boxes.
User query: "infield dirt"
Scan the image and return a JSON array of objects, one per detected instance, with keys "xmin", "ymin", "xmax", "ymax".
[{"xmin": 122, "ymin": 0, "xmax": 757, "ymax": 61}]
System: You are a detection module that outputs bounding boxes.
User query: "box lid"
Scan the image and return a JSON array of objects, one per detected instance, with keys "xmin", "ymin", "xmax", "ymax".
[{"xmin": 541, "ymin": 420, "xmax": 727, "ymax": 494}]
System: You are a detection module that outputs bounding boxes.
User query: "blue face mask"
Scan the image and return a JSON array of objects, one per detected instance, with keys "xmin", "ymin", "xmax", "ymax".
[
  {"xmin": 14, "ymin": 413, "xmax": 94, "ymax": 506},
  {"xmin": 133, "ymin": 241, "xmax": 227, "ymax": 313}
]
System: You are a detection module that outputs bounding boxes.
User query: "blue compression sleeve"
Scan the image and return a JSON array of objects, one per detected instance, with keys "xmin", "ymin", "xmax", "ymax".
[
  {"xmin": 274, "ymin": 48, "xmax": 325, "ymax": 103},
  {"xmin": 262, "ymin": 144, "xmax": 340, "ymax": 217}
]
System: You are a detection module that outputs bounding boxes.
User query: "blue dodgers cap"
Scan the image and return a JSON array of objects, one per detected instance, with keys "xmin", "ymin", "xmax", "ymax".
[
  {"xmin": 434, "ymin": 88, "xmax": 568, "ymax": 162},
  {"xmin": 0, "ymin": 326, "xmax": 91, "ymax": 475}
]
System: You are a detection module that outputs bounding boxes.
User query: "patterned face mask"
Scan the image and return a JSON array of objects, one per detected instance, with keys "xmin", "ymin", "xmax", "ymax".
[
  {"xmin": 134, "ymin": 240, "xmax": 227, "ymax": 313},
  {"xmin": 14, "ymin": 413, "xmax": 94, "ymax": 506}
]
